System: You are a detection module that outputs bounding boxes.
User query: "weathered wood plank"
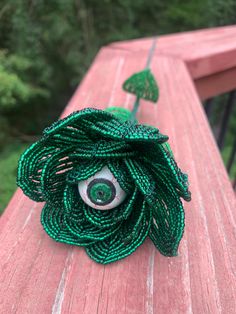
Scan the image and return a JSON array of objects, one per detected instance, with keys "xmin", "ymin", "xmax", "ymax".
[
  {"xmin": 195, "ymin": 66, "xmax": 236, "ymax": 100},
  {"xmin": 110, "ymin": 25, "xmax": 236, "ymax": 79},
  {"xmin": 1, "ymin": 30, "xmax": 236, "ymax": 314},
  {"xmin": 110, "ymin": 25, "xmax": 236, "ymax": 52},
  {"xmin": 149, "ymin": 56, "xmax": 236, "ymax": 313}
]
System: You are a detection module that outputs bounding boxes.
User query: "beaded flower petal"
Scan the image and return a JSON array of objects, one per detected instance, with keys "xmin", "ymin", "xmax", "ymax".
[{"xmin": 17, "ymin": 108, "xmax": 191, "ymax": 264}]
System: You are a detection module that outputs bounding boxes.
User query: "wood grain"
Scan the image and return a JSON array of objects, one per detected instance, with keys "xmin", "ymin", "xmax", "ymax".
[{"xmin": 0, "ymin": 28, "xmax": 236, "ymax": 314}]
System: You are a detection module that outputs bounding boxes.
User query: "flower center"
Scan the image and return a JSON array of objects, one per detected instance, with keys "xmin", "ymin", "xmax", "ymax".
[
  {"xmin": 78, "ymin": 166, "xmax": 127, "ymax": 210},
  {"xmin": 87, "ymin": 178, "xmax": 116, "ymax": 206}
]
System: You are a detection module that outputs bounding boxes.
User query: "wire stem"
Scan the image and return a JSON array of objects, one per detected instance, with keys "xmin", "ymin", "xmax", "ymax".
[
  {"xmin": 130, "ymin": 37, "xmax": 157, "ymax": 121},
  {"xmin": 145, "ymin": 38, "xmax": 157, "ymax": 69},
  {"xmin": 130, "ymin": 97, "xmax": 140, "ymax": 122}
]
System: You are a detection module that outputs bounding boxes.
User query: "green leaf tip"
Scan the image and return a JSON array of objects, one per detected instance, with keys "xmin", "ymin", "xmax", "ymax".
[{"xmin": 122, "ymin": 69, "xmax": 159, "ymax": 103}]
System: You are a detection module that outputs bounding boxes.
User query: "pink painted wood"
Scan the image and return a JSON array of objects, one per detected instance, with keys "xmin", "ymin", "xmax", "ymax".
[
  {"xmin": 195, "ymin": 67, "xmax": 236, "ymax": 100},
  {"xmin": 1, "ymin": 27, "xmax": 236, "ymax": 314},
  {"xmin": 110, "ymin": 25, "xmax": 236, "ymax": 79}
]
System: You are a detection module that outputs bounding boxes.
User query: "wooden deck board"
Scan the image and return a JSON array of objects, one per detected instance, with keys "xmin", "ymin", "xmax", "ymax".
[
  {"xmin": 110, "ymin": 25, "xmax": 236, "ymax": 79},
  {"xmin": 150, "ymin": 56, "xmax": 236, "ymax": 313},
  {"xmin": 0, "ymin": 28, "xmax": 236, "ymax": 314},
  {"xmin": 110, "ymin": 25, "xmax": 236, "ymax": 52}
]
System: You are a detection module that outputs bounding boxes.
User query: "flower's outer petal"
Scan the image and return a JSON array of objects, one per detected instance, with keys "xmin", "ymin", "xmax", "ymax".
[
  {"xmin": 81, "ymin": 119, "xmax": 168, "ymax": 143},
  {"xmin": 41, "ymin": 184, "xmax": 122, "ymax": 246},
  {"xmin": 107, "ymin": 160, "xmax": 133, "ymax": 193},
  {"xmin": 124, "ymin": 159, "xmax": 156, "ymax": 205},
  {"xmin": 125, "ymin": 158, "xmax": 186, "ymax": 256},
  {"xmin": 149, "ymin": 176, "xmax": 185, "ymax": 256},
  {"xmin": 141, "ymin": 143, "xmax": 191, "ymax": 201},
  {"xmin": 70, "ymin": 141, "xmax": 136, "ymax": 159},
  {"xmin": 40, "ymin": 147, "xmax": 77, "ymax": 203},
  {"xmin": 63, "ymin": 185, "xmax": 122, "ymax": 242},
  {"xmin": 63, "ymin": 185, "xmax": 86, "ymax": 224},
  {"xmin": 17, "ymin": 108, "xmax": 115, "ymax": 200},
  {"xmin": 43, "ymin": 108, "xmax": 115, "ymax": 137},
  {"xmin": 85, "ymin": 200, "xmax": 152, "ymax": 264},
  {"xmin": 17, "ymin": 140, "xmax": 55, "ymax": 201},
  {"xmin": 41, "ymin": 202, "xmax": 96, "ymax": 246},
  {"xmin": 82, "ymin": 187, "xmax": 138, "ymax": 228},
  {"xmin": 65, "ymin": 211, "xmax": 121, "ymax": 242},
  {"xmin": 67, "ymin": 159, "xmax": 105, "ymax": 184},
  {"xmin": 45, "ymin": 128, "xmax": 90, "ymax": 148}
]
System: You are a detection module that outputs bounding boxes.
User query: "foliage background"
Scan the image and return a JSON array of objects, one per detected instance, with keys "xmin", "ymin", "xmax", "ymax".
[{"xmin": 0, "ymin": 0, "xmax": 235, "ymax": 213}]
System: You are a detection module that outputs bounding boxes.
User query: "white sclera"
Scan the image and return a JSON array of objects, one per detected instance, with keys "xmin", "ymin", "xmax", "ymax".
[{"xmin": 78, "ymin": 166, "xmax": 127, "ymax": 210}]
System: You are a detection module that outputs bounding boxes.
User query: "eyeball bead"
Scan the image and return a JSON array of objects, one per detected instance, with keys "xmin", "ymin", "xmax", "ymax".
[{"xmin": 78, "ymin": 166, "xmax": 127, "ymax": 210}]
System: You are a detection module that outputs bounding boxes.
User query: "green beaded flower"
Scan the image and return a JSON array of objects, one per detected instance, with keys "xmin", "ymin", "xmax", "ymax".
[{"xmin": 17, "ymin": 107, "xmax": 191, "ymax": 264}]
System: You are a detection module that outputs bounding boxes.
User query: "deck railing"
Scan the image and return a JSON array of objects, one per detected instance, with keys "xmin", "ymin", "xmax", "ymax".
[{"xmin": 0, "ymin": 26, "xmax": 236, "ymax": 314}]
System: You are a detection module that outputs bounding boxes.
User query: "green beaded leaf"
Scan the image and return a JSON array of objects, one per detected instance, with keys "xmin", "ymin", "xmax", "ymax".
[
  {"xmin": 41, "ymin": 148, "xmax": 76, "ymax": 203},
  {"xmin": 86, "ymin": 119, "xmax": 168, "ymax": 143},
  {"xmin": 63, "ymin": 186, "xmax": 86, "ymax": 222},
  {"xmin": 149, "ymin": 180, "xmax": 185, "ymax": 256},
  {"xmin": 63, "ymin": 186, "xmax": 122, "ymax": 242},
  {"xmin": 82, "ymin": 188, "xmax": 138, "ymax": 228},
  {"xmin": 122, "ymin": 69, "xmax": 159, "ymax": 102},
  {"xmin": 86, "ymin": 200, "xmax": 152, "ymax": 264},
  {"xmin": 141, "ymin": 143, "xmax": 191, "ymax": 201},
  {"xmin": 17, "ymin": 107, "xmax": 191, "ymax": 264},
  {"xmin": 125, "ymin": 159, "xmax": 157, "ymax": 205},
  {"xmin": 125, "ymin": 158, "xmax": 186, "ymax": 255},
  {"xmin": 67, "ymin": 159, "xmax": 105, "ymax": 184},
  {"xmin": 41, "ymin": 203, "xmax": 96, "ymax": 246},
  {"xmin": 107, "ymin": 160, "xmax": 133, "ymax": 193},
  {"xmin": 17, "ymin": 141, "xmax": 55, "ymax": 202},
  {"xmin": 43, "ymin": 108, "xmax": 113, "ymax": 137}
]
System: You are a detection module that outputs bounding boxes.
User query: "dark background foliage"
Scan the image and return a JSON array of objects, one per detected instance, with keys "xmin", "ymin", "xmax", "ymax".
[{"xmin": 0, "ymin": 0, "xmax": 235, "ymax": 212}]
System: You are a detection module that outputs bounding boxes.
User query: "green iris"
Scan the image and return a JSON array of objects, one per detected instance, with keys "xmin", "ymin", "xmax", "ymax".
[{"xmin": 87, "ymin": 178, "xmax": 116, "ymax": 206}]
